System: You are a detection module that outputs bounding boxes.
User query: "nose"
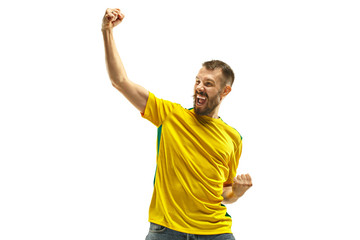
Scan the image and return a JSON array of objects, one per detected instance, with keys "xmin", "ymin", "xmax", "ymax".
[{"xmin": 196, "ymin": 83, "xmax": 205, "ymax": 93}]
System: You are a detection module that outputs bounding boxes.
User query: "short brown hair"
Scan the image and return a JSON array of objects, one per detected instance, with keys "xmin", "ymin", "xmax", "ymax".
[{"xmin": 202, "ymin": 60, "xmax": 235, "ymax": 87}]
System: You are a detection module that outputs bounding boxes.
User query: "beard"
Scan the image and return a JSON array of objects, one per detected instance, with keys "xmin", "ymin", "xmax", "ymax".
[{"xmin": 193, "ymin": 91, "xmax": 222, "ymax": 117}]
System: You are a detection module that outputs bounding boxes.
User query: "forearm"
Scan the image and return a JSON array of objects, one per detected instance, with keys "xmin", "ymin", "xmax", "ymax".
[
  {"xmin": 102, "ymin": 28, "xmax": 128, "ymax": 89},
  {"xmin": 222, "ymin": 186, "xmax": 242, "ymax": 204}
]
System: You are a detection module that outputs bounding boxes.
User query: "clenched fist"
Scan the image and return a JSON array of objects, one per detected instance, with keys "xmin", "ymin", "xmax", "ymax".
[
  {"xmin": 232, "ymin": 173, "xmax": 252, "ymax": 198},
  {"xmin": 102, "ymin": 8, "xmax": 125, "ymax": 31}
]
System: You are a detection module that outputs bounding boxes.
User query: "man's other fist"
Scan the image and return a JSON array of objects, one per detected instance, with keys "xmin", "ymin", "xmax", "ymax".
[{"xmin": 232, "ymin": 173, "xmax": 252, "ymax": 197}]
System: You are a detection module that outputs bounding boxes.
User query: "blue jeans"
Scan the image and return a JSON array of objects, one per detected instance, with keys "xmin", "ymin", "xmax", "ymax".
[{"xmin": 145, "ymin": 223, "xmax": 236, "ymax": 240}]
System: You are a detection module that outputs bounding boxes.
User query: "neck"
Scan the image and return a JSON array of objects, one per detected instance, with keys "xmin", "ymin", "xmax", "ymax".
[{"xmin": 206, "ymin": 105, "xmax": 220, "ymax": 119}]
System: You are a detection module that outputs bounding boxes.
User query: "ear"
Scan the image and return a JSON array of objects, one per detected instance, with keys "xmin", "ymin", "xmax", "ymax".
[{"xmin": 221, "ymin": 85, "xmax": 232, "ymax": 99}]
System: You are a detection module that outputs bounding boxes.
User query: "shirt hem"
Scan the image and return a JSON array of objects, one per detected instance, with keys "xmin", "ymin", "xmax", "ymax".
[{"xmin": 148, "ymin": 219, "xmax": 233, "ymax": 235}]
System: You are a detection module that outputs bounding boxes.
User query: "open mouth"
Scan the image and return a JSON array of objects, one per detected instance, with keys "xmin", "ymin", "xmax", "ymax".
[{"xmin": 196, "ymin": 95, "xmax": 207, "ymax": 106}]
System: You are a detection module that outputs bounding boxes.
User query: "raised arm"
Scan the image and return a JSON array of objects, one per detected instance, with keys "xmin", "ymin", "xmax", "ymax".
[{"xmin": 102, "ymin": 8, "xmax": 149, "ymax": 113}]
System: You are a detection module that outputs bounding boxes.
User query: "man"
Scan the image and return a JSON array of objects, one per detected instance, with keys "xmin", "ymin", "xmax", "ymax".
[{"xmin": 102, "ymin": 8, "xmax": 252, "ymax": 240}]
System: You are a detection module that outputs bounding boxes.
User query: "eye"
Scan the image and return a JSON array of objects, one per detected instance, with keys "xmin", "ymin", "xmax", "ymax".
[{"xmin": 205, "ymin": 82, "xmax": 213, "ymax": 87}]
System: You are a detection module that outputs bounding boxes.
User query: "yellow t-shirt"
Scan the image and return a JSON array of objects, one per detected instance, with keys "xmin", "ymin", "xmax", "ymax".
[{"xmin": 142, "ymin": 92, "xmax": 242, "ymax": 235}]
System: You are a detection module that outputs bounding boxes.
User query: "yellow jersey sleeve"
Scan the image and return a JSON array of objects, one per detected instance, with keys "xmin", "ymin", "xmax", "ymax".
[
  {"xmin": 141, "ymin": 92, "xmax": 179, "ymax": 127},
  {"xmin": 224, "ymin": 135, "xmax": 242, "ymax": 186}
]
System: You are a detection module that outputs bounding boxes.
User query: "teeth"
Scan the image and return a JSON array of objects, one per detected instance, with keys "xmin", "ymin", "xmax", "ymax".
[{"xmin": 197, "ymin": 95, "xmax": 206, "ymax": 106}]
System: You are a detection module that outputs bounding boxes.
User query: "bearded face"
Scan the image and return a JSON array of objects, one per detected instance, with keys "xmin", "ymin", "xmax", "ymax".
[
  {"xmin": 193, "ymin": 90, "xmax": 222, "ymax": 116},
  {"xmin": 193, "ymin": 67, "xmax": 231, "ymax": 118},
  {"xmin": 192, "ymin": 67, "xmax": 227, "ymax": 118}
]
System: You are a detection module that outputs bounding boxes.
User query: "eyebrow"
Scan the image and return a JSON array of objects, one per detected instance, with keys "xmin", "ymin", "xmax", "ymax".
[{"xmin": 195, "ymin": 77, "xmax": 215, "ymax": 83}]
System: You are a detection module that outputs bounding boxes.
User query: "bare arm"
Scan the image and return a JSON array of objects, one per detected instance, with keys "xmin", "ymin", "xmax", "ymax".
[
  {"xmin": 102, "ymin": 8, "xmax": 149, "ymax": 113},
  {"xmin": 222, "ymin": 174, "xmax": 252, "ymax": 204}
]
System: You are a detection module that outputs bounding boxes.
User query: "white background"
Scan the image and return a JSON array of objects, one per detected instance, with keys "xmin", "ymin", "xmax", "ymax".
[{"xmin": 1, "ymin": 0, "xmax": 359, "ymax": 239}]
